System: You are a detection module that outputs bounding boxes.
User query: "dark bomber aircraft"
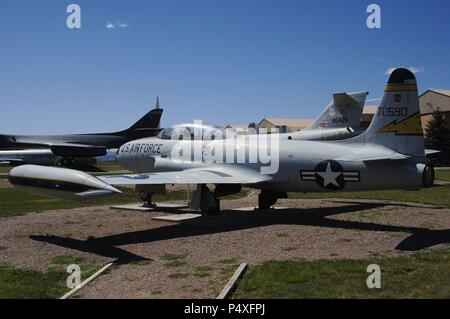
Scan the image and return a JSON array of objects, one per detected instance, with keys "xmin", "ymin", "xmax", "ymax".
[{"xmin": 0, "ymin": 104, "xmax": 163, "ymax": 162}]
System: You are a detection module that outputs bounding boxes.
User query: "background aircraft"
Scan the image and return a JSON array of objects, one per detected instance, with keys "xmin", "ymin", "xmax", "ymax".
[
  {"xmin": 288, "ymin": 91, "xmax": 368, "ymax": 141},
  {"xmin": 151, "ymin": 91, "xmax": 368, "ymax": 143},
  {"xmin": 0, "ymin": 149, "xmax": 119, "ymax": 167},
  {"xmin": 0, "ymin": 149, "xmax": 58, "ymax": 167},
  {"xmin": 0, "ymin": 102, "xmax": 163, "ymax": 163},
  {"xmin": 8, "ymin": 68, "xmax": 434, "ymax": 215}
]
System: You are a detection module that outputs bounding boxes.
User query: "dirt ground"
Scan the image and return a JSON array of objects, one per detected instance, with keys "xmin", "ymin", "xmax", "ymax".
[{"xmin": 0, "ymin": 195, "xmax": 449, "ymax": 299}]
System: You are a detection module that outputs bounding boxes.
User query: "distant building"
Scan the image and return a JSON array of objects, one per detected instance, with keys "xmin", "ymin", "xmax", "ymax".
[
  {"xmin": 226, "ymin": 124, "xmax": 252, "ymax": 134},
  {"xmin": 361, "ymin": 105, "xmax": 378, "ymax": 128},
  {"xmin": 257, "ymin": 118, "xmax": 313, "ymax": 133},
  {"xmin": 228, "ymin": 91, "xmax": 450, "ymax": 135},
  {"xmin": 419, "ymin": 89, "xmax": 450, "ymax": 132}
]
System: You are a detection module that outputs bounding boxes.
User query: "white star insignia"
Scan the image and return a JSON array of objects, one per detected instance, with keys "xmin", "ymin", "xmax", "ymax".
[{"xmin": 317, "ymin": 162, "xmax": 342, "ymax": 187}]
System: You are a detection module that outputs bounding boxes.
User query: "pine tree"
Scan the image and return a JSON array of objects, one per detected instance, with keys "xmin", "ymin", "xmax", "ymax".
[{"xmin": 425, "ymin": 109, "xmax": 450, "ymax": 166}]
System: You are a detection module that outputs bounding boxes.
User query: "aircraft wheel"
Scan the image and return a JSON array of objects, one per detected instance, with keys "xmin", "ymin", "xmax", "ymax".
[
  {"xmin": 201, "ymin": 199, "xmax": 221, "ymax": 215},
  {"xmin": 258, "ymin": 191, "xmax": 278, "ymax": 210},
  {"xmin": 422, "ymin": 164, "xmax": 435, "ymax": 188},
  {"xmin": 139, "ymin": 191, "xmax": 155, "ymax": 207}
]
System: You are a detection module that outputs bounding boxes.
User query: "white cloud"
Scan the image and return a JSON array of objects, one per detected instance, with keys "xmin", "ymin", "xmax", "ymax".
[
  {"xmin": 385, "ymin": 66, "xmax": 425, "ymax": 75},
  {"xmin": 105, "ymin": 20, "xmax": 129, "ymax": 29}
]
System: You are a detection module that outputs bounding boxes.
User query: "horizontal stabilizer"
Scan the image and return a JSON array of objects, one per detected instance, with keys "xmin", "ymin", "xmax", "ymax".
[
  {"xmin": 425, "ymin": 149, "xmax": 441, "ymax": 156},
  {"xmin": 333, "ymin": 93, "xmax": 359, "ymax": 108}
]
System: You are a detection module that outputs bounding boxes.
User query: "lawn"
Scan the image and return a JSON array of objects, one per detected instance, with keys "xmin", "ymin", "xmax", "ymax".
[
  {"xmin": 233, "ymin": 250, "xmax": 450, "ymax": 299},
  {"xmin": 436, "ymin": 169, "xmax": 450, "ymax": 182},
  {"xmin": 289, "ymin": 185, "xmax": 450, "ymax": 207},
  {"xmin": 0, "ymin": 187, "xmax": 190, "ymax": 218},
  {"xmin": 0, "ymin": 186, "xmax": 250, "ymax": 218},
  {"xmin": 0, "ymin": 255, "xmax": 100, "ymax": 299}
]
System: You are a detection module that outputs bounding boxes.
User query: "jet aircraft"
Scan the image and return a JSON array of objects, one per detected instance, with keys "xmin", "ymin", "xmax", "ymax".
[{"xmin": 8, "ymin": 69, "xmax": 434, "ymax": 214}]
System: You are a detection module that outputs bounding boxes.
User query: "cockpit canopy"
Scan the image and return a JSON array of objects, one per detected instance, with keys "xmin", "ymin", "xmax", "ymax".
[{"xmin": 158, "ymin": 123, "xmax": 234, "ymax": 140}]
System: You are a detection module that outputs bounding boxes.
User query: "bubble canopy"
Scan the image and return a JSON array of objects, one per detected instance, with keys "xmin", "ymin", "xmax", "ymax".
[{"xmin": 157, "ymin": 123, "xmax": 233, "ymax": 140}]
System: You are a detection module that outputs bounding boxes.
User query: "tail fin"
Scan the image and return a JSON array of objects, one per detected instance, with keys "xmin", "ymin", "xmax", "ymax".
[
  {"xmin": 356, "ymin": 68, "xmax": 424, "ymax": 156},
  {"xmin": 304, "ymin": 91, "xmax": 368, "ymax": 131},
  {"xmin": 127, "ymin": 108, "xmax": 163, "ymax": 132}
]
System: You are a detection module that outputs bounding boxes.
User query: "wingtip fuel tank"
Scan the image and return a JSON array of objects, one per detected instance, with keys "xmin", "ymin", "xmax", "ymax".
[{"xmin": 8, "ymin": 165, "xmax": 121, "ymax": 200}]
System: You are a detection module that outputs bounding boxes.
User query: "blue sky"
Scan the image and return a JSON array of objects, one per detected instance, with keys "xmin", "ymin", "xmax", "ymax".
[{"xmin": 0, "ymin": 0, "xmax": 449, "ymax": 134}]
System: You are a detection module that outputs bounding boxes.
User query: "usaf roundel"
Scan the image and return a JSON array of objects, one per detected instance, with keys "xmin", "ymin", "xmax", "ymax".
[{"xmin": 300, "ymin": 160, "xmax": 360, "ymax": 190}]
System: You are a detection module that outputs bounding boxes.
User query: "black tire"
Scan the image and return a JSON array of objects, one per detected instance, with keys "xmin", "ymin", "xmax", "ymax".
[
  {"xmin": 258, "ymin": 192, "xmax": 278, "ymax": 210},
  {"xmin": 201, "ymin": 199, "xmax": 221, "ymax": 215},
  {"xmin": 139, "ymin": 191, "xmax": 153, "ymax": 203},
  {"xmin": 422, "ymin": 165, "xmax": 435, "ymax": 188}
]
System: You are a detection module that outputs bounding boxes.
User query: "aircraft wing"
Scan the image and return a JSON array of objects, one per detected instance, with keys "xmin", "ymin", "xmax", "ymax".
[
  {"xmin": 336, "ymin": 149, "xmax": 410, "ymax": 162},
  {"xmin": 49, "ymin": 144, "xmax": 107, "ymax": 157},
  {"xmin": 98, "ymin": 166, "xmax": 272, "ymax": 185}
]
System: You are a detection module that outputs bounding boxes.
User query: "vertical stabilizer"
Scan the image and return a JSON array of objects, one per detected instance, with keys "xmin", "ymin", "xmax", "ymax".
[{"xmin": 355, "ymin": 68, "xmax": 424, "ymax": 156}]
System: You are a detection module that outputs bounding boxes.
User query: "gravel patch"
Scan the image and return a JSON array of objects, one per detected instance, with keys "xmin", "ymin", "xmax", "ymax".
[{"xmin": 0, "ymin": 195, "xmax": 449, "ymax": 298}]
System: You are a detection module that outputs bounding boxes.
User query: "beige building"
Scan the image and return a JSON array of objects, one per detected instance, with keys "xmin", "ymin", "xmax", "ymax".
[
  {"xmin": 361, "ymin": 105, "xmax": 378, "ymax": 128},
  {"xmin": 344, "ymin": 90, "xmax": 450, "ymax": 133},
  {"xmin": 419, "ymin": 89, "xmax": 450, "ymax": 132},
  {"xmin": 228, "ymin": 93, "xmax": 450, "ymax": 134},
  {"xmin": 257, "ymin": 118, "xmax": 313, "ymax": 133},
  {"xmin": 226, "ymin": 124, "xmax": 253, "ymax": 134}
]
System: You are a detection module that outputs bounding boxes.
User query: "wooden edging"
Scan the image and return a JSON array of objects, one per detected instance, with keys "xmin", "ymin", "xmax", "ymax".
[
  {"xmin": 217, "ymin": 263, "xmax": 248, "ymax": 299},
  {"xmin": 60, "ymin": 262, "xmax": 115, "ymax": 299}
]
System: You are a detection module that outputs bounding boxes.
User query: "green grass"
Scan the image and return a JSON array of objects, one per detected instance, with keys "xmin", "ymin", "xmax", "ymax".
[
  {"xmin": 160, "ymin": 253, "xmax": 188, "ymax": 268},
  {"xmin": 168, "ymin": 272, "xmax": 189, "ymax": 279},
  {"xmin": 0, "ymin": 256, "xmax": 101, "ymax": 298},
  {"xmin": 436, "ymin": 170, "xmax": 450, "ymax": 182},
  {"xmin": 196, "ymin": 266, "xmax": 214, "ymax": 272},
  {"xmin": 164, "ymin": 260, "xmax": 187, "ymax": 268},
  {"xmin": 52, "ymin": 255, "xmax": 85, "ymax": 265},
  {"xmin": 0, "ymin": 187, "xmax": 193, "ymax": 218},
  {"xmin": 0, "ymin": 262, "xmax": 67, "ymax": 298},
  {"xmin": 233, "ymin": 250, "xmax": 450, "ymax": 299},
  {"xmin": 0, "ymin": 167, "xmax": 10, "ymax": 174},
  {"xmin": 0, "ymin": 187, "xmax": 138, "ymax": 218},
  {"xmin": 288, "ymin": 185, "xmax": 450, "ymax": 207},
  {"xmin": 194, "ymin": 266, "xmax": 214, "ymax": 278}
]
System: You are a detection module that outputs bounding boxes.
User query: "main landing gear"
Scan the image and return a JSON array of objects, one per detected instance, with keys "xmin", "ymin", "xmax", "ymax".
[
  {"xmin": 190, "ymin": 184, "xmax": 242, "ymax": 215},
  {"xmin": 190, "ymin": 184, "xmax": 221, "ymax": 215},
  {"xmin": 137, "ymin": 183, "xmax": 287, "ymax": 215},
  {"xmin": 258, "ymin": 191, "xmax": 288, "ymax": 210}
]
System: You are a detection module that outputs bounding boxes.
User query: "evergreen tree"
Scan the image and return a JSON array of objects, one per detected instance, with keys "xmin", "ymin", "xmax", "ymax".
[{"xmin": 425, "ymin": 109, "xmax": 450, "ymax": 166}]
